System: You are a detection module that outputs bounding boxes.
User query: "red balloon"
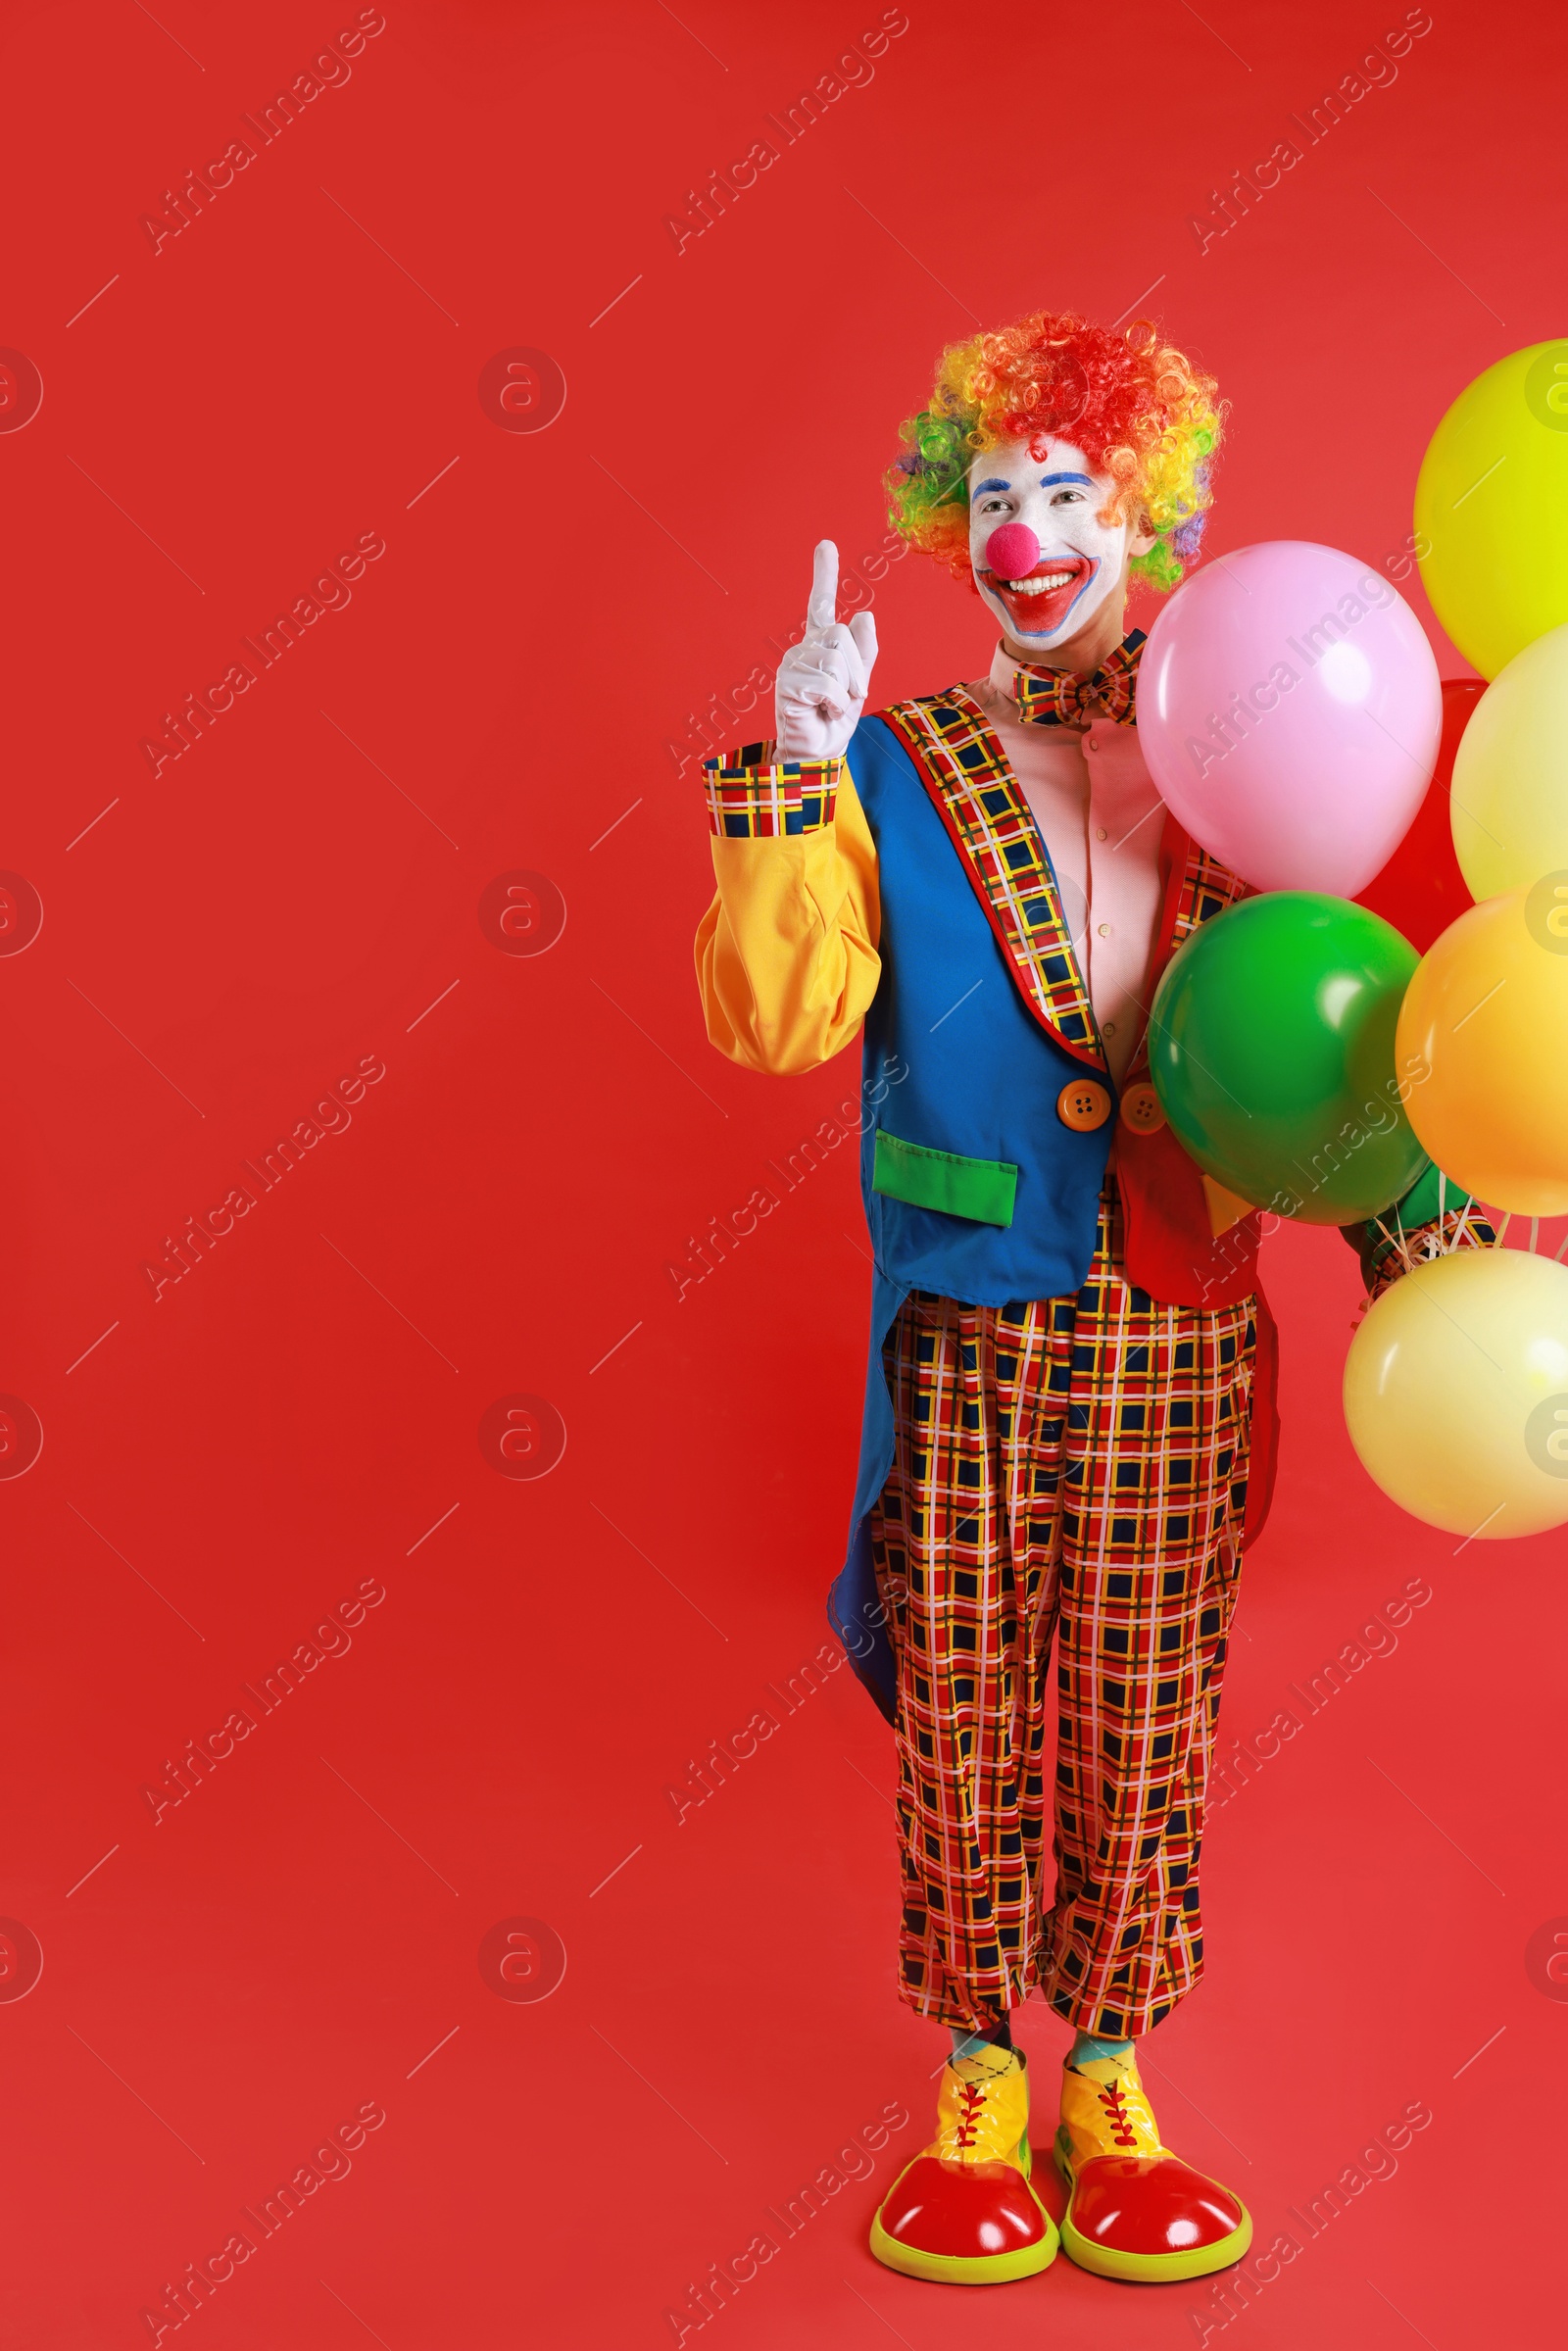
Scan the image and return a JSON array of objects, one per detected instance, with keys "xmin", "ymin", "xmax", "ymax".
[{"xmin": 1354, "ymin": 678, "xmax": 1483, "ymax": 950}]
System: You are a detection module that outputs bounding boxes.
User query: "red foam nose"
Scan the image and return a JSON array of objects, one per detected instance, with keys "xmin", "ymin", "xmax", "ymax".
[{"xmin": 985, "ymin": 522, "xmax": 1040, "ymax": 582}]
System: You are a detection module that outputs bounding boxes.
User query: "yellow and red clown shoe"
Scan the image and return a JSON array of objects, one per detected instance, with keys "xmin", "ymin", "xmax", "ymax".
[
  {"xmin": 1054, "ymin": 2050, "xmax": 1251, "ymax": 2282},
  {"xmin": 870, "ymin": 2046, "xmax": 1058, "ymax": 2284}
]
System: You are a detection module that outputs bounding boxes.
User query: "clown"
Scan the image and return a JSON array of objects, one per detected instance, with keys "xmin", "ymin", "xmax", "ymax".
[{"xmin": 694, "ymin": 312, "xmax": 1489, "ymax": 2289}]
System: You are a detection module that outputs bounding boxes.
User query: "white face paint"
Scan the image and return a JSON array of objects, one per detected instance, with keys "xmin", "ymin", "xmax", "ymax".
[{"xmin": 967, "ymin": 436, "xmax": 1137, "ymax": 654}]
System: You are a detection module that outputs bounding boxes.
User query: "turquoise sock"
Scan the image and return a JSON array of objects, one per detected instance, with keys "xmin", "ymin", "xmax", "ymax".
[
  {"xmin": 950, "ymin": 2015, "xmax": 1013, "ymax": 2064},
  {"xmin": 1070, "ymin": 2029, "xmax": 1133, "ymax": 2066}
]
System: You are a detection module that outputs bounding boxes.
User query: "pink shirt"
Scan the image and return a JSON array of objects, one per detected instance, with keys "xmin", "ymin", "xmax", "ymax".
[{"xmin": 965, "ymin": 643, "xmax": 1167, "ymax": 1083}]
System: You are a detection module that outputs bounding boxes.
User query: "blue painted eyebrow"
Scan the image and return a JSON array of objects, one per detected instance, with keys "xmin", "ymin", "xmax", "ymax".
[
  {"xmin": 1040, "ymin": 471, "xmax": 1094, "ymax": 488},
  {"xmin": 969, "ymin": 476, "xmax": 1010, "ymax": 500}
]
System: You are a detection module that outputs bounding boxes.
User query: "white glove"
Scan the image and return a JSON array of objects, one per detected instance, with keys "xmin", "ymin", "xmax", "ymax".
[{"xmin": 774, "ymin": 539, "xmax": 879, "ymax": 761}]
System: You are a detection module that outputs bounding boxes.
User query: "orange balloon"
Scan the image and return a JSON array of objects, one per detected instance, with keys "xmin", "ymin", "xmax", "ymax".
[{"xmin": 1396, "ymin": 883, "xmax": 1568, "ymax": 1215}]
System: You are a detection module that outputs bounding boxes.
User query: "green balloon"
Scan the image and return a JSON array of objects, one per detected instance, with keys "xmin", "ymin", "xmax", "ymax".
[{"xmin": 1148, "ymin": 892, "xmax": 1428, "ymax": 1226}]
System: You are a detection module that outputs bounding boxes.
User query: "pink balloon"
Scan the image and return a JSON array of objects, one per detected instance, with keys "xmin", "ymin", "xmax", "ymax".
[{"xmin": 1138, "ymin": 540, "xmax": 1442, "ymax": 896}]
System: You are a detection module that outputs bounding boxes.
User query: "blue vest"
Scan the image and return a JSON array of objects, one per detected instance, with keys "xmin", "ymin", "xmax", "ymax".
[
  {"xmin": 828, "ymin": 709, "xmax": 1121, "ymax": 1715},
  {"xmin": 851, "ymin": 709, "xmax": 1119, "ymax": 1305}
]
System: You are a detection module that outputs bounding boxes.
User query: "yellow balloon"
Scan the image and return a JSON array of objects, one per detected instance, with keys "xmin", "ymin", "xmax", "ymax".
[
  {"xmin": 1415, "ymin": 339, "xmax": 1568, "ymax": 678},
  {"xmin": 1450, "ymin": 621, "xmax": 1568, "ymax": 898},
  {"xmin": 1396, "ymin": 885, "xmax": 1568, "ymax": 1215},
  {"xmin": 1344, "ymin": 1248, "xmax": 1568, "ymax": 1538}
]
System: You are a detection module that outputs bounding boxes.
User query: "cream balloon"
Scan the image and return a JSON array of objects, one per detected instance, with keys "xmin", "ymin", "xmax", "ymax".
[
  {"xmin": 1450, "ymin": 621, "xmax": 1568, "ymax": 900},
  {"xmin": 1344, "ymin": 1248, "xmax": 1568, "ymax": 1539}
]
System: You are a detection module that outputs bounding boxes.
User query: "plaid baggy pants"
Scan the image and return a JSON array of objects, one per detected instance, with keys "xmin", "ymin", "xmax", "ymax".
[{"xmin": 869, "ymin": 1185, "xmax": 1257, "ymax": 2038}]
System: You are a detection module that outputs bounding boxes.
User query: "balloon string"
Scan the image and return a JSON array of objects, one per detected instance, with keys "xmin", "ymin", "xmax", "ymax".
[
  {"xmin": 1494, "ymin": 1211, "xmax": 1512, "ymax": 1247},
  {"xmin": 1555, "ymin": 1228, "xmax": 1568, "ymax": 1263},
  {"xmin": 1530, "ymin": 1217, "xmax": 1540, "ymax": 1254},
  {"xmin": 1371, "ymin": 1213, "xmax": 1412, "ymax": 1271}
]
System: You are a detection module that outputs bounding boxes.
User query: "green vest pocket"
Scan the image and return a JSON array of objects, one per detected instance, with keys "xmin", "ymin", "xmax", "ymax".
[{"xmin": 872, "ymin": 1129, "xmax": 1018, "ymax": 1228}]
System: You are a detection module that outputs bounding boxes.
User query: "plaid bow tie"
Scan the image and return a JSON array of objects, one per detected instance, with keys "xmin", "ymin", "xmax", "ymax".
[{"xmin": 1012, "ymin": 629, "xmax": 1146, "ymax": 727}]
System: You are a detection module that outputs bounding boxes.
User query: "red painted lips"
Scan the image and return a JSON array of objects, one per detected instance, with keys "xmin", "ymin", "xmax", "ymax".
[{"xmin": 983, "ymin": 555, "xmax": 1096, "ymax": 635}]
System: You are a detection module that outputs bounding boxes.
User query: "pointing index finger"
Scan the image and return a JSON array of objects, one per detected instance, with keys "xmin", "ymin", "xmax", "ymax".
[{"xmin": 806, "ymin": 539, "xmax": 839, "ymax": 639}]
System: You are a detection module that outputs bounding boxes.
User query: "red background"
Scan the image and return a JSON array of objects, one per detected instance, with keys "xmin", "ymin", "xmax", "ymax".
[{"xmin": 2, "ymin": 2, "xmax": 1564, "ymax": 2344}]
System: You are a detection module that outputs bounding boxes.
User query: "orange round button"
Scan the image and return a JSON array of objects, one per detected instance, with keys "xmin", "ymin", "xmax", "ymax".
[
  {"xmin": 1056, "ymin": 1078, "xmax": 1112, "ymax": 1132},
  {"xmin": 1119, "ymin": 1082, "xmax": 1166, "ymax": 1136}
]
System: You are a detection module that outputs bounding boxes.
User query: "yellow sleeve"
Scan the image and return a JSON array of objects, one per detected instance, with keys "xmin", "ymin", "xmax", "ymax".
[{"xmin": 694, "ymin": 750, "xmax": 881, "ymax": 1075}]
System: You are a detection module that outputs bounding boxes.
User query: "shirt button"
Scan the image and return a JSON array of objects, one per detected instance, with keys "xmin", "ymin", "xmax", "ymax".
[
  {"xmin": 1098, "ymin": 922, "xmax": 1111, "ymax": 937},
  {"xmin": 1096, "ymin": 826, "xmax": 1107, "ymax": 841}
]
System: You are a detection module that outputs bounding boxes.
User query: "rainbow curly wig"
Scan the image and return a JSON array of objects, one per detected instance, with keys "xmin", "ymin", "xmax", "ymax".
[{"xmin": 887, "ymin": 312, "xmax": 1224, "ymax": 594}]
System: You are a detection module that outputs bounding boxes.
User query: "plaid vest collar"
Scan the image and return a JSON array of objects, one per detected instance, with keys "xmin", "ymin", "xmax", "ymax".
[
  {"xmin": 1010, "ymin": 628, "xmax": 1146, "ymax": 727},
  {"xmin": 879, "ymin": 688, "xmax": 1105, "ymax": 1069},
  {"xmin": 878, "ymin": 683, "xmax": 1247, "ymax": 1075}
]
